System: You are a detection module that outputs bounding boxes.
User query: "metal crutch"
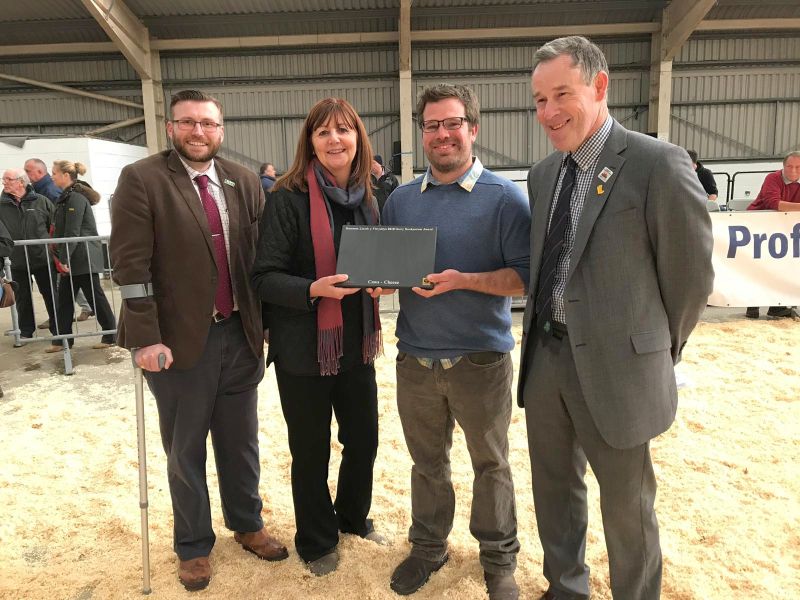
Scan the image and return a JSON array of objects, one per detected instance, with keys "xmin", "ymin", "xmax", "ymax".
[{"xmin": 133, "ymin": 350, "xmax": 166, "ymax": 595}]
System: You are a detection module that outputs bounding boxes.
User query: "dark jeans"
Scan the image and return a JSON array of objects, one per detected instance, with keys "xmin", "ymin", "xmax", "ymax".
[
  {"xmin": 11, "ymin": 266, "xmax": 57, "ymax": 338},
  {"xmin": 55, "ymin": 273, "xmax": 116, "ymax": 345},
  {"xmin": 275, "ymin": 362, "xmax": 378, "ymax": 562}
]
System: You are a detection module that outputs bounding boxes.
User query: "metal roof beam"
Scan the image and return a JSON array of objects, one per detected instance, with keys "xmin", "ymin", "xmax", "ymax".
[
  {"xmin": 0, "ymin": 72, "xmax": 142, "ymax": 109},
  {"xmin": 147, "ymin": 23, "xmax": 659, "ymax": 51},
  {"xmin": 660, "ymin": 0, "xmax": 716, "ymax": 61},
  {"xmin": 80, "ymin": 0, "xmax": 151, "ymax": 77},
  {"xmin": 79, "ymin": 0, "xmax": 166, "ymax": 154},
  {"xmin": 85, "ymin": 116, "xmax": 146, "ymax": 136},
  {"xmin": 2, "ymin": 19, "xmax": 799, "ymax": 58},
  {"xmin": 151, "ymin": 32, "xmax": 399, "ymax": 51},
  {"xmin": 697, "ymin": 18, "xmax": 800, "ymax": 31},
  {"xmin": 0, "ymin": 42, "xmax": 118, "ymax": 57}
]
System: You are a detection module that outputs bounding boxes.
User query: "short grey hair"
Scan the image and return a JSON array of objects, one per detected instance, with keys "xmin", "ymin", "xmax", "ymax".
[
  {"xmin": 784, "ymin": 150, "xmax": 800, "ymax": 164},
  {"xmin": 532, "ymin": 36, "xmax": 609, "ymax": 85}
]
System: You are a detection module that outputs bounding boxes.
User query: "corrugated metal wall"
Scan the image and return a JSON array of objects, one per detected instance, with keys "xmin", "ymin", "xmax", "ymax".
[{"xmin": 1, "ymin": 33, "xmax": 798, "ymax": 170}]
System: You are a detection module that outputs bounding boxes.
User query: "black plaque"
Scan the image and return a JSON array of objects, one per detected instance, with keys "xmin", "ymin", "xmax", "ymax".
[{"xmin": 335, "ymin": 225, "xmax": 437, "ymax": 289}]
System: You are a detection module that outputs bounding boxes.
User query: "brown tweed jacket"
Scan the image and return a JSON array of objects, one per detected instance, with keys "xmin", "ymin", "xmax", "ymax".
[{"xmin": 110, "ymin": 149, "xmax": 265, "ymax": 369}]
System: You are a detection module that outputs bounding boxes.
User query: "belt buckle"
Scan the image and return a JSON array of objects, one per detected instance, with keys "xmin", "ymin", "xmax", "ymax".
[{"xmin": 213, "ymin": 312, "xmax": 226, "ymax": 323}]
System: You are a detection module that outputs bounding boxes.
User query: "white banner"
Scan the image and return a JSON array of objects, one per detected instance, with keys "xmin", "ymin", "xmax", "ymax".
[{"xmin": 707, "ymin": 211, "xmax": 800, "ymax": 307}]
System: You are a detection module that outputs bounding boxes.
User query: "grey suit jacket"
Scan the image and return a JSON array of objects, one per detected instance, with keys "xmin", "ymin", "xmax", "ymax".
[{"xmin": 517, "ymin": 120, "xmax": 714, "ymax": 449}]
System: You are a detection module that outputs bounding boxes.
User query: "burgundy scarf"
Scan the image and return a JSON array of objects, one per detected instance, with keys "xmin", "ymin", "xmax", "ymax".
[{"xmin": 307, "ymin": 160, "xmax": 382, "ymax": 375}]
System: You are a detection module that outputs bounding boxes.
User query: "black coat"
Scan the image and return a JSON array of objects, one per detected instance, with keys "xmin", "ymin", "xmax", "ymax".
[
  {"xmin": 0, "ymin": 219, "xmax": 12, "ymax": 258},
  {"xmin": 0, "ymin": 186, "xmax": 53, "ymax": 271},
  {"xmin": 53, "ymin": 183, "xmax": 104, "ymax": 275},
  {"xmin": 251, "ymin": 186, "xmax": 368, "ymax": 376}
]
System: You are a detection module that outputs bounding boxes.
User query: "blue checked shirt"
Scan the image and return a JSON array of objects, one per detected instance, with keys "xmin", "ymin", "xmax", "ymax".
[{"xmin": 547, "ymin": 116, "xmax": 613, "ymax": 324}]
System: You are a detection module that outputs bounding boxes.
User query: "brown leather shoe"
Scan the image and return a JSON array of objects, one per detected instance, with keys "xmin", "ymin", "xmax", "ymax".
[
  {"xmin": 178, "ymin": 556, "xmax": 211, "ymax": 591},
  {"xmin": 234, "ymin": 527, "xmax": 289, "ymax": 561}
]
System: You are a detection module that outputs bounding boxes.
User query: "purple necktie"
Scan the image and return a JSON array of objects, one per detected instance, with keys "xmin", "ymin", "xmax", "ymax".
[{"xmin": 195, "ymin": 175, "xmax": 233, "ymax": 318}]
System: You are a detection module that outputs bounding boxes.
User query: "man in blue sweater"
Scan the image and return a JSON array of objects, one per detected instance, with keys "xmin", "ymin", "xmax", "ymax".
[{"xmin": 381, "ymin": 84, "xmax": 531, "ymax": 600}]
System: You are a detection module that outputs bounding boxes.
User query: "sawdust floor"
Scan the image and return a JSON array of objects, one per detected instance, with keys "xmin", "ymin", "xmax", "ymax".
[{"xmin": 0, "ymin": 309, "xmax": 798, "ymax": 599}]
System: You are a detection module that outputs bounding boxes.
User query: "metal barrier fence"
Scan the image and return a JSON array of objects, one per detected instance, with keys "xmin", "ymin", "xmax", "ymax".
[{"xmin": 2, "ymin": 235, "xmax": 117, "ymax": 375}]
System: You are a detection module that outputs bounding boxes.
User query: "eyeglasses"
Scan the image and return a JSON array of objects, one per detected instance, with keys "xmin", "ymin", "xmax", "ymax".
[
  {"xmin": 172, "ymin": 119, "xmax": 223, "ymax": 132},
  {"xmin": 1, "ymin": 176, "xmax": 21, "ymax": 182},
  {"xmin": 420, "ymin": 117, "xmax": 468, "ymax": 134}
]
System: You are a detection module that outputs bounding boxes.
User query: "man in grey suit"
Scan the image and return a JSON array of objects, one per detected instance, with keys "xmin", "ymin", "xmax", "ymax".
[{"xmin": 518, "ymin": 37, "xmax": 714, "ymax": 600}]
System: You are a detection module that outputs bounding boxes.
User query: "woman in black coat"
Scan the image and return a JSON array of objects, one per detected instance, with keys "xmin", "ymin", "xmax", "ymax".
[
  {"xmin": 251, "ymin": 98, "xmax": 383, "ymax": 576},
  {"xmin": 46, "ymin": 160, "xmax": 116, "ymax": 352}
]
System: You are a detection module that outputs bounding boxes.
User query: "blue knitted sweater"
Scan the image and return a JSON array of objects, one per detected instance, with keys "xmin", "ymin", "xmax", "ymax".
[{"xmin": 382, "ymin": 167, "xmax": 531, "ymax": 358}]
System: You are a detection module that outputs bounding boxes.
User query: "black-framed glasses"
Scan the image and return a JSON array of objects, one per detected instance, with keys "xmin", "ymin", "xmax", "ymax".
[
  {"xmin": 172, "ymin": 119, "xmax": 223, "ymax": 132},
  {"xmin": 420, "ymin": 117, "xmax": 468, "ymax": 133}
]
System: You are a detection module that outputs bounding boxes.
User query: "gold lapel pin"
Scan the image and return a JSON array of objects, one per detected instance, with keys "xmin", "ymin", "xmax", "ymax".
[{"xmin": 597, "ymin": 184, "xmax": 604, "ymax": 195}]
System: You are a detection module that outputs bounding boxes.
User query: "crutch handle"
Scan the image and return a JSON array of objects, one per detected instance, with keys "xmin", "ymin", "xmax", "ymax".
[{"xmin": 131, "ymin": 350, "xmax": 168, "ymax": 371}]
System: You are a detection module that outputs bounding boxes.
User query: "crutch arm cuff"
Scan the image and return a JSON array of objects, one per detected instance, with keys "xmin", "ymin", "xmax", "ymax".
[{"xmin": 120, "ymin": 283, "xmax": 154, "ymax": 300}]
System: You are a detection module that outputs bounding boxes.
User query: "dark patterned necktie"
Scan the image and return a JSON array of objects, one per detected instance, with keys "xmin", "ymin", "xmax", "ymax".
[
  {"xmin": 534, "ymin": 156, "xmax": 577, "ymax": 330},
  {"xmin": 195, "ymin": 175, "xmax": 233, "ymax": 318}
]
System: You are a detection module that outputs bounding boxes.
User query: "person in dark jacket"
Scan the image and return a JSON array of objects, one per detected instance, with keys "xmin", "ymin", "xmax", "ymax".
[
  {"xmin": 45, "ymin": 160, "xmax": 116, "ymax": 352},
  {"xmin": 26, "ymin": 157, "xmax": 95, "ymax": 323},
  {"xmin": 0, "ymin": 218, "xmax": 17, "ymax": 307},
  {"xmin": 686, "ymin": 150, "xmax": 718, "ymax": 201},
  {"xmin": 0, "ymin": 168, "xmax": 58, "ymax": 338},
  {"xmin": 259, "ymin": 162, "xmax": 277, "ymax": 194},
  {"xmin": 24, "ymin": 158, "xmax": 61, "ymax": 204},
  {"xmin": 0, "ymin": 218, "xmax": 16, "ymax": 398},
  {"xmin": 0, "ymin": 218, "xmax": 13, "ymax": 264},
  {"xmin": 251, "ymin": 97, "xmax": 384, "ymax": 577},
  {"xmin": 370, "ymin": 154, "xmax": 399, "ymax": 212}
]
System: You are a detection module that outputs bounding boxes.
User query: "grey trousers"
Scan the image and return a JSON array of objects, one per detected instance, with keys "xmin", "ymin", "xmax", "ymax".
[
  {"xmin": 396, "ymin": 351, "xmax": 520, "ymax": 575},
  {"xmin": 522, "ymin": 330, "xmax": 662, "ymax": 600},
  {"xmin": 145, "ymin": 314, "xmax": 265, "ymax": 561}
]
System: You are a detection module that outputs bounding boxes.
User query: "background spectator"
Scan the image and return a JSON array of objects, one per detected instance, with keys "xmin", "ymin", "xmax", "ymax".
[
  {"xmin": 260, "ymin": 162, "xmax": 277, "ymax": 193},
  {"xmin": 744, "ymin": 150, "xmax": 800, "ymax": 319},
  {"xmin": 747, "ymin": 150, "xmax": 800, "ymax": 212},
  {"xmin": 0, "ymin": 168, "xmax": 58, "ymax": 339},
  {"xmin": 23, "ymin": 158, "xmax": 60, "ymax": 204},
  {"xmin": 45, "ymin": 160, "xmax": 116, "ymax": 352},
  {"xmin": 687, "ymin": 149, "xmax": 718, "ymax": 201},
  {"xmin": 25, "ymin": 157, "xmax": 95, "ymax": 324},
  {"xmin": 370, "ymin": 154, "xmax": 399, "ymax": 212}
]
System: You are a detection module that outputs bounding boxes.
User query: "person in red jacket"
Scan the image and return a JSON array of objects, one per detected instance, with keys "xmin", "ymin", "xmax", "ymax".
[
  {"xmin": 745, "ymin": 150, "xmax": 800, "ymax": 318},
  {"xmin": 747, "ymin": 151, "xmax": 800, "ymax": 211}
]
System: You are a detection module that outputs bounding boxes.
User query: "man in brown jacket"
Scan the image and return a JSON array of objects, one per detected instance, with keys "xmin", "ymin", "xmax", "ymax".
[{"xmin": 110, "ymin": 89, "xmax": 287, "ymax": 592}]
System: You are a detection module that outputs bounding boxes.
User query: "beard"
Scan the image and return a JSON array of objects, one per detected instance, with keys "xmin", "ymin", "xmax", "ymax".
[
  {"xmin": 427, "ymin": 147, "xmax": 471, "ymax": 175},
  {"xmin": 172, "ymin": 135, "xmax": 221, "ymax": 164},
  {"xmin": 425, "ymin": 142, "xmax": 472, "ymax": 173}
]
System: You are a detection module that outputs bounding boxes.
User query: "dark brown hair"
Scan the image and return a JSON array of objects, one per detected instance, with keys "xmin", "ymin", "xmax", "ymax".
[
  {"xmin": 169, "ymin": 89, "xmax": 223, "ymax": 120},
  {"xmin": 274, "ymin": 97, "xmax": 373, "ymax": 195},
  {"xmin": 416, "ymin": 84, "xmax": 480, "ymax": 128}
]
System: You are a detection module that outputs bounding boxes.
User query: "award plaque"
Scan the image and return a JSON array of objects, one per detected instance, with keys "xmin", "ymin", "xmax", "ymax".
[{"xmin": 335, "ymin": 225, "xmax": 437, "ymax": 289}]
